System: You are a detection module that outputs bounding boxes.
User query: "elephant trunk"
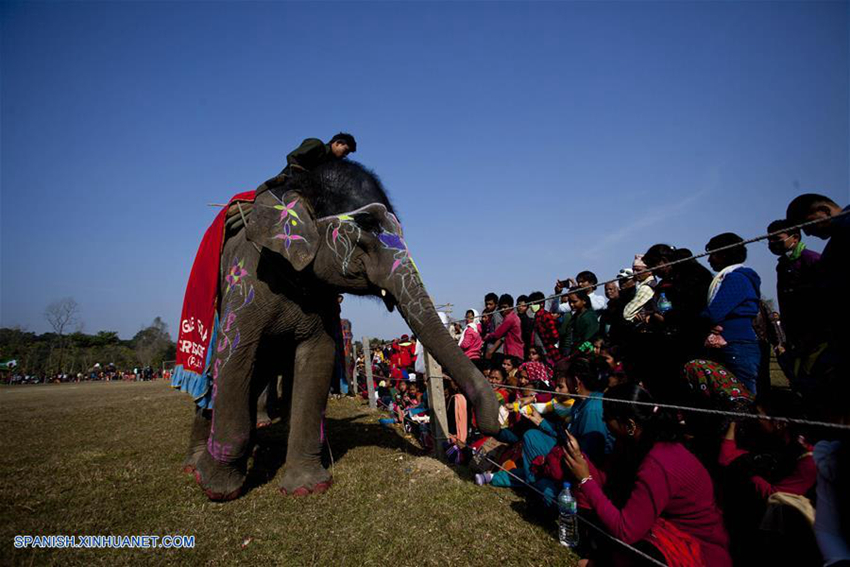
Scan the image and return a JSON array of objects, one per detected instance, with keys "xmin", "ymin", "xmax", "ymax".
[{"xmin": 389, "ymin": 272, "xmax": 500, "ymax": 435}]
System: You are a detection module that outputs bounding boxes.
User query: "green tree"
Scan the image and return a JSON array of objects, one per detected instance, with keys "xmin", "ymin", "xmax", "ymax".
[{"xmin": 132, "ymin": 317, "xmax": 175, "ymax": 368}]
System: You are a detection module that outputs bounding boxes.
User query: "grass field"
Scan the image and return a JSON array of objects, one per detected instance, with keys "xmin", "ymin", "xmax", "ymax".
[{"xmin": 0, "ymin": 381, "xmax": 577, "ymax": 566}]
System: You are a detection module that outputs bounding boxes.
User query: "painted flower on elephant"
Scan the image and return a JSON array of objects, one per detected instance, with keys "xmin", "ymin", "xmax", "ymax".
[
  {"xmin": 377, "ymin": 230, "xmax": 418, "ymax": 275},
  {"xmin": 225, "ymin": 258, "xmax": 248, "ymax": 293},
  {"xmin": 272, "ymin": 220, "xmax": 306, "ymax": 251},
  {"xmin": 274, "ymin": 198, "xmax": 301, "ymax": 224},
  {"xmin": 331, "ymin": 214, "xmax": 354, "ymax": 244}
]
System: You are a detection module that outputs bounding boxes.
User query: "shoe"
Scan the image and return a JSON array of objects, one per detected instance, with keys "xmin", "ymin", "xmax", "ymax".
[{"xmin": 474, "ymin": 472, "xmax": 493, "ymax": 486}]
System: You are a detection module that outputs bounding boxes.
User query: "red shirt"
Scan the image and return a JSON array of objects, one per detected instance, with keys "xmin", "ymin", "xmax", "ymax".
[
  {"xmin": 484, "ymin": 311, "xmax": 524, "ymax": 359},
  {"xmin": 578, "ymin": 442, "xmax": 731, "ymax": 567},
  {"xmin": 718, "ymin": 438, "xmax": 816, "ymax": 500}
]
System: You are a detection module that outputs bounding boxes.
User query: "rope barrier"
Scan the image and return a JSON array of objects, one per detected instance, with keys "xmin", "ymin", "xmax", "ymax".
[
  {"xmin": 481, "ymin": 380, "xmax": 850, "ymax": 431},
  {"xmin": 358, "ymin": 368, "xmax": 850, "ymax": 431}
]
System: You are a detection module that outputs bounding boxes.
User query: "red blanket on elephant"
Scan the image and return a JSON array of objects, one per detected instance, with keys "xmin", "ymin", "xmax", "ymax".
[{"xmin": 171, "ymin": 190, "xmax": 255, "ymax": 408}]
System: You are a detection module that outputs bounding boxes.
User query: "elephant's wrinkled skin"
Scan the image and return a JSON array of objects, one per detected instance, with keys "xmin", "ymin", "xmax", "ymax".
[{"xmin": 185, "ymin": 161, "xmax": 499, "ymax": 500}]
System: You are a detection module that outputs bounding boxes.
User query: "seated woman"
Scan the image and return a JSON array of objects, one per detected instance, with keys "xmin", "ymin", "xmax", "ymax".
[
  {"xmin": 563, "ymin": 357, "xmax": 614, "ymax": 464},
  {"xmin": 474, "ymin": 367, "xmax": 573, "ymax": 500},
  {"xmin": 502, "ymin": 356, "xmax": 520, "ymax": 385},
  {"xmin": 515, "ymin": 361, "xmax": 554, "ymax": 404},
  {"xmin": 561, "ymin": 383, "xmax": 731, "ymax": 567},
  {"xmin": 718, "ymin": 390, "xmax": 817, "ymax": 564},
  {"xmin": 682, "ymin": 358, "xmax": 754, "ymax": 464}
]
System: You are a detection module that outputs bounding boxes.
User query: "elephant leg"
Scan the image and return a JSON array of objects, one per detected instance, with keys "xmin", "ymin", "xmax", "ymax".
[
  {"xmin": 182, "ymin": 407, "xmax": 211, "ymax": 474},
  {"xmin": 194, "ymin": 342, "xmax": 258, "ymax": 501},
  {"xmin": 280, "ymin": 332, "xmax": 335, "ymax": 496}
]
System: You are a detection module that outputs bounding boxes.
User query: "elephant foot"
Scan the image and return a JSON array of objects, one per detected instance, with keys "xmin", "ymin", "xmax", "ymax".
[
  {"xmin": 279, "ymin": 464, "xmax": 333, "ymax": 496},
  {"xmin": 193, "ymin": 450, "xmax": 246, "ymax": 502},
  {"xmin": 181, "ymin": 445, "xmax": 207, "ymax": 475}
]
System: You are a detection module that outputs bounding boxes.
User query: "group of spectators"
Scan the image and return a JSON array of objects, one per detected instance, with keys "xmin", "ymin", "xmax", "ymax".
[
  {"xmin": 4, "ymin": 366, "xmax": 166, "ymax": 385},
  {"xmin": 361, "ymin": 193, "xmax": 849, "ymax": 567}
]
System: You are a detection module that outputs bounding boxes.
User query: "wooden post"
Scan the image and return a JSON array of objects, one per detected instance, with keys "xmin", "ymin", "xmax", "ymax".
[
  {"xmin": 423, "ymin": 350, "xmax": 449, "ymax": 461},
  {"xmin": 362, "ymin": 337, "xmax": 377, "ymax": 410},
  {"xmin": 350, "ymin": 342, "xmax": 358, "ymax": 397}
]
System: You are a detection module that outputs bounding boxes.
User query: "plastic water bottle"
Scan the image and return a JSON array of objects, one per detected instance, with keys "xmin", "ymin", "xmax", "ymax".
[
  {"xmin": 557, "ymin": 482, "xmax": 579, "ymax": 548},
  {"xmin": 657, "ymin": 291, "xmax": 672, "ymax": 314}
]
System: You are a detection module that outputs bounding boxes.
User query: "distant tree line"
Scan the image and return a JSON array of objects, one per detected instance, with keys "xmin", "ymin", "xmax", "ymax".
[{"xmin": 0, "ymin": 317, "xmax": 176, "ymax": 377}]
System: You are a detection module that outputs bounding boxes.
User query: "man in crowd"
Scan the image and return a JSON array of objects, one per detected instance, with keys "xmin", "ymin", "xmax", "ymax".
[
  {"xmin": 483, "ymin": 294, "xmax": 525, "ymax": 365},
  {"xmin": 766, "ymin": 218, "xmax": 823, "ymax": 390},
  {"xmin": 528, "ymin": 290, "xmax": 562, "ymax": 364},
  {"xmin": 554, "ymin": 271, "xmax": 607, "ymax": 312},
  {"xmin": 482, "ymin": 292, "xmax": 504, "ymax": 364},
  {"xmin": 786, "ymin": 193, "xmax": 849, "ymax": 371},
  {"xmin": 623, "ymin": 255, "xmax": 656, "ymax": 323},
  {"xmin": 516, "ymin": 294, "xmax": 535, "ymax": 359}
]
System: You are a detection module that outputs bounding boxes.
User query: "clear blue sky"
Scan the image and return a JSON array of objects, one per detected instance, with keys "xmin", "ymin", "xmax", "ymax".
[{"xmin": 1, "ymin": 1, "xmax": 848, "ymax": 341}]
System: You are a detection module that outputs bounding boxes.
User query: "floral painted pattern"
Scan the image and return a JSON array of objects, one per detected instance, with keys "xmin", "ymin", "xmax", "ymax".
[
  {"xmin": 225, "ymin": 258, "xmax": 248, "ymax": 294},
  {"xmin": 271, "ymin": 196, "xmax": 308, "ymax": 252},
  {"xmin": 210, "ymin": 255, "xmax": 255, "ymax": 455},
  {"xmin": 272, "ymin": 219, "xmax": 306, "ymax": 251},
  {"xmin": 378, "ymin": 213, "xmax": 419, "ymax": 276},
  {"xmin": 274, "ymin": 198, "xmax": 301, "ymax": 224}
]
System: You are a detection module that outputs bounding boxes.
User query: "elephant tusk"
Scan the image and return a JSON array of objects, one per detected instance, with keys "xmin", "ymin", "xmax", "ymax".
[{"xmin": 381, "ymin": 289, "xmax": 387, "ymax": 297}]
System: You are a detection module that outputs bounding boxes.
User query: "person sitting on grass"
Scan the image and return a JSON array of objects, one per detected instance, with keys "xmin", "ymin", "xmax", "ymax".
[
  {"xmin": 474, "ymin": 367, "xmax": 574, "ymax": 505},
  {"xmin": 561, "ymin": 383, "xmax": 732, "ymax": 567},
  {"xmin": 718, "ymin": 390, "xmax": 817, "ymax": 565}
]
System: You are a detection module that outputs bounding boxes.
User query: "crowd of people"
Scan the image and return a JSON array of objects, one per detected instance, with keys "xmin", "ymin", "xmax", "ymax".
[
  {"xmin": 4, "ymin": 365, "xmax": 168, "ymax": 385},
  {"xmin": 358, "ymin": 193, "xmax": 849, "ymax": 567}
]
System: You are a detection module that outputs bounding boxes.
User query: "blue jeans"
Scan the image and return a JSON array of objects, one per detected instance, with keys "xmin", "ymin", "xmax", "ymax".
[{"xmin": 720, "ymin": 341, "xmax": 761, "ymax": 396}]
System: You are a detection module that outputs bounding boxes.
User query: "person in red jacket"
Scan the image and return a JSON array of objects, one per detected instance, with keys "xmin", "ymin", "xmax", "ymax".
[
  {"xmin": 717, "ymin": 389, "xmax": 816, "ymax": 564},
  {"xmin": 483, "ymin": 294, "xmax": 525, "ymax": 362},
  {"xmin": 458, "ymin": 309, "xmax": 483, "ymax": 363}
]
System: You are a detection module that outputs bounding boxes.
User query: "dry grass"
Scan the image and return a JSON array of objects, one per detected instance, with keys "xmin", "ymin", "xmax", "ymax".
[{"xmin": 0, "ymin": 381, "xmax": 577, "ymax": 566}]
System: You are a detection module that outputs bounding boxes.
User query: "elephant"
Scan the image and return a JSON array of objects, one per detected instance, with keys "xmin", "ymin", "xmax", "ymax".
[{"xmin": 183, "ymin": 159, "xmax": 500, "ymax": 501}]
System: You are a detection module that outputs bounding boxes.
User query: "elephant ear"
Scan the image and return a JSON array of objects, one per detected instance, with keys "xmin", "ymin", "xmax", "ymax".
[{"xmin": 246, "ymin": 189, "xmax": 319, "ymax": 271}]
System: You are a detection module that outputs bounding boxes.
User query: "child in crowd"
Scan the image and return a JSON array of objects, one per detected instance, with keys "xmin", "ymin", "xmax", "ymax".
[
  {"xmin": 502, "ymin": 356, "xmax": 519, "ymax": 384},
  {"xmin": 527, "ymin": 345, "xmax": 545, "ymax": 365}
]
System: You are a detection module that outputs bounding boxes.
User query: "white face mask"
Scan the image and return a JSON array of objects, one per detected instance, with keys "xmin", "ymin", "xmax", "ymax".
[{"xmin": 531, "ymin": 304, "xmax": 541, "ymax": 313}]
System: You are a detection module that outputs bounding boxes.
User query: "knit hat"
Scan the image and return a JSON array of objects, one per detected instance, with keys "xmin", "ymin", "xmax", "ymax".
[
  {"xmin": 617, "ymin": 268, "xmax": 634, "ymax": 279},
  {"xmin": 633, "ymin": 254, "xmax": 648, "ymax": 271}
]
